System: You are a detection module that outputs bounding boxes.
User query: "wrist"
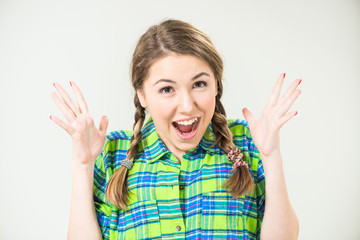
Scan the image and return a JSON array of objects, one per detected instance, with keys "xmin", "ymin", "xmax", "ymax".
[
  {"xmin": 260, "ymin": 150, "xmax": 283, "ymax": 172},
  {"xmin": 71, "ymin": 161, "xmax": 94, "ymax": 176}
]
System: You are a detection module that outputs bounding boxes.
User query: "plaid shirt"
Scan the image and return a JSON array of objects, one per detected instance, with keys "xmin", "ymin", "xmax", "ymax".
[{"xmin": 93, "ymin": 116, "xmax": 265, "ymax": 240}]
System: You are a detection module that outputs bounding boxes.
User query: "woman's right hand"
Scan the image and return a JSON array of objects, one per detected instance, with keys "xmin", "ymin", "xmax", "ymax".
[{"xmin": 50, "ymin": 81, "xmax": 109, "ymax": 166}]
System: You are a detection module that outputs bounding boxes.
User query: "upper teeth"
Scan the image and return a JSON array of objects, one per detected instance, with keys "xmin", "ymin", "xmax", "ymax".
[{"xmin": 175, "ymin": 118, "xmax": 198, "ymax": 126}]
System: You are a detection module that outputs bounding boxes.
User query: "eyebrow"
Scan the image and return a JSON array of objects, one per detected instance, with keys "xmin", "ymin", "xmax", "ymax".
[{"xmin": 153, "ymin": 72, "xmax": 210, "ymax": 86}]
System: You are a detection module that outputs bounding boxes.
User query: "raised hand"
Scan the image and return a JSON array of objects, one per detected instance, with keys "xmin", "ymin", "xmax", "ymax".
[
  {"xmin": 50, "ymin": 81, "xmax": 109, "ymax": 166},
  {"xmin": 242, "ymin": 73, "xmax": 302, "ymax": 157}
]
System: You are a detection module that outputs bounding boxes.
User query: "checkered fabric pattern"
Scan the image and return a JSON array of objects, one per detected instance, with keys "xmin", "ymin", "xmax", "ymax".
[{"xmin": 93, "ymin": 116, "xmax": 265, "ymax": 240}]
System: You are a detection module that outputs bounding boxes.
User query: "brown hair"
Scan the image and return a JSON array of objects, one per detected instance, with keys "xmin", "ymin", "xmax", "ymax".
[{"xmin": 105, "ymin": 19, "xmax": 253, "ymax": 210}]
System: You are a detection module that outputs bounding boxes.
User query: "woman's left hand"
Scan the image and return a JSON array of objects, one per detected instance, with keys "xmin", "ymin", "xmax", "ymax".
[{"xmin": 242, "ymin": 73, "xmax": 302, "ymax": 157}]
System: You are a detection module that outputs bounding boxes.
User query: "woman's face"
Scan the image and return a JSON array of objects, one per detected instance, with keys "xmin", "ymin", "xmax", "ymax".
[{"xmin": 137, "ymin": 54, "xmax": 218, "ymax": 160}]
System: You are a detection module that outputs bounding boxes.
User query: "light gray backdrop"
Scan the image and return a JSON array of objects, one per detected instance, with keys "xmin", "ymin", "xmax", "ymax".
[{"xmin": 1, "ymin": 0, "xmax": 359, "ymax": 239}]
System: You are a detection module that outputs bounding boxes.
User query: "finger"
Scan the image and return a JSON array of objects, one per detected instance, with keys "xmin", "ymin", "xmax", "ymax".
[
  {"xmin": 278, "ymin": 78, "xmax": 302, "ymax": 107},
  {"xmin": 277, "ymin": 89, "xmax": 302, "ymax": 116},
  {"xmin": 266, "ymin": 73, "xmax": 285, "ymax": 107},
  {"xmin": 53, "ymin": 82, "xmax": 80, "ymax": 117},
  {"xmin": 50, "ymin": 91, "xmax": 77, "ymax": 123},
  {"xmin": 99, "ymin": 115, "xmax": 109, "ymax": 135},
  {"xmin": 70, "ymin": 81, "xmax": 89, "ymax": 113},
  {"xmin": 242, "ymin": 107, "xmax": 256, "ymax": 128},
  {"xmin": 49, "ymin": 115, "xmax": 74, "ymax": 136},
  {"xmin": 277, "ymin": 111, "xmax": 298, "ymax": 129}
]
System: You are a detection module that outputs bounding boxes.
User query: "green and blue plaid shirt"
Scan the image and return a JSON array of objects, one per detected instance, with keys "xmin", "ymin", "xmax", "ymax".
[{"xmin": 93, "ymin": 116, "xmax": 265, "ymax": 240}]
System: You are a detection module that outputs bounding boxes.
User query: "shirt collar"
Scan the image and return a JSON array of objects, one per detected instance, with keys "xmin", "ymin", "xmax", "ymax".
[{"xmin": 140, "ymin": 116, "xmax": 217, "ymax": 163}]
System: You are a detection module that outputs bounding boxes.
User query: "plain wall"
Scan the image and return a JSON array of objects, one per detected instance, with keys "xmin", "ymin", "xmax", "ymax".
[{"xmin": 1, "ymin": 0, "xmax": 359, "ymax": 239}]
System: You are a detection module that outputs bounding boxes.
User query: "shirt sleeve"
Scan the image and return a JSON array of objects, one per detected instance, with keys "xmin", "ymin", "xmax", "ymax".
[
  {"xmin": 243, "ymin": 123, "xmax": 266, "ymax": 239},
  {"xmin": 254, "ymin": 151, "xmax": 265, "ymax": 239},
  {"xmin": 93, "ymin": 140, "xmax": 113, "ymax": 240}
]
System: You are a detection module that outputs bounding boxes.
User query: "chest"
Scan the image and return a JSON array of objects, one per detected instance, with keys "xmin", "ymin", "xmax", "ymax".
[
  {"xmin": 108, "ymin": 152, "xmax": 259, "ymax": 240},
  {"xmin": 127, "ymin": 151, "xmax": 233, "ymax": 202}
]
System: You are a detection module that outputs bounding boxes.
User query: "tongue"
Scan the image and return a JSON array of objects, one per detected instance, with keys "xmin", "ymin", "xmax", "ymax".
[{"xmin": 174, "ymin": 123, "xmax": 193, "ymax": 133}]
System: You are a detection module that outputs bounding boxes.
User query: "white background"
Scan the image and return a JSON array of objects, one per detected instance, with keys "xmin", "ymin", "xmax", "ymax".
[{"xmin": 1, "ymin": 0, "xmax": 359, "ymax": 239}]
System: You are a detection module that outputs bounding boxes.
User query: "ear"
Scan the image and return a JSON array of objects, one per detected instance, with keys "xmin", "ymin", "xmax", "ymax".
[{"xmin": 136, "ymin": 89, "xmax": 148, "ymax": 108}]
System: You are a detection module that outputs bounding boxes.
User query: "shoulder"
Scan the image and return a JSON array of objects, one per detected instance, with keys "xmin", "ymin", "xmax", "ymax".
[
  {"xmin": 226, "ymin": 118, "xmax": 258, "ymax": 158},
  {"xmin": 227, "ymin": 118, "xmax": 252, "ymax": 141},
  {"xmin": 95, "ymin": 129, "xmax": 134, "ymax": 176},
  {"xmin": 102, "ymin": 130, "xmax": 134, "ymax": 158},
  {"xmin": 106, "ymin": 129, "xmax": 134, "ymax": 142},
  {"xmin": 227, "ymin": 118, "xmax": 262, "ymax": 180}
]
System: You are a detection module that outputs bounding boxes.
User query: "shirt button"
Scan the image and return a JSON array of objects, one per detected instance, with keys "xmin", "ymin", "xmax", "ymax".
[
  {"xmin": 176, "ymin": 225, "xmax": 181, "ymax": 231},
  {"xmin": 179, "ymin": 185, "xmax": 184, "ymax": 190}
]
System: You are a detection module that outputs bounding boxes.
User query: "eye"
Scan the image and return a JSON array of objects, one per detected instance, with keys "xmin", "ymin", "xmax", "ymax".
[
  {"xmin": 193, "ymin": 81, "xmax": 207, "ymax": 88},
  {"xmin": 159, "ymin": 86, "xmax": 174, "ymax": 94}
]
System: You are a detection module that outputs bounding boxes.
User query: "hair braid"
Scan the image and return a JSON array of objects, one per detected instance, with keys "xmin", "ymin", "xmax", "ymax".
[
  {"xmin": 105, "ymin": 19, "xmax": 237, "ymax": 208},
  {"xmin": 211, "ymin": 98, "xmax": 254, "ymax": 198},
  {"xmin": 105, "ymin": 94, "xmax": 146, "ymax": 210}
]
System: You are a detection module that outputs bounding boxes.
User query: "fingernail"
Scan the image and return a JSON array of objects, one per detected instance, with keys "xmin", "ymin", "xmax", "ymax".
[
  {"xmin": 298, "ymin": 79, "xmax": 302, "ymax": 85},
  {"xmin": 53, "ymin": 83, "xmax": 56, "ymax": 87},
  {"xmin": 50, "ymin": 115, "xmax": 53, "ymax": 120},
  {"xmin": 294, "ymin": 111, "xmax": 298, "ymax": 116},
  {"xmin": 283, "ymin": 73, "xmax": 286, "ymax": 78},
  {"xmin": 70, "ymin": 81, "xmax": 72, "ymax": 87}
]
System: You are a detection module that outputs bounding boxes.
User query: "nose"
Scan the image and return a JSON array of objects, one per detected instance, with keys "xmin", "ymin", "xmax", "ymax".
[{"xmin": 178, "ymin": 90, "xmax": 196, "ymax": 113}]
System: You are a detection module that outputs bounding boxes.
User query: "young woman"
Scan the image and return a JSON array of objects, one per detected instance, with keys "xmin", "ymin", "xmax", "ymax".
[{"xmin": 50, "ymin": 19, "xmax": 300, "ymax": 240}]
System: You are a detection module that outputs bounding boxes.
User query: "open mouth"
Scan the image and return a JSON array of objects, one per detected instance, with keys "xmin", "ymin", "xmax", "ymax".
[{"xmin": 172, "ymin": 117, "xmax": 200, "ymax": 136}]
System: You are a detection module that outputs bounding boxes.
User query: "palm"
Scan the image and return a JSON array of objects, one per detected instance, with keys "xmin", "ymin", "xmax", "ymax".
[
  {"xmin": 50, "ymin": 81, "xmax": 109, "ymax": 165},
  {"xmin": 71, "ymin": 112, "xmax": 107, "ymax": 163},
  {"xmin": 242, "ymin": 73, "xmax": 301, "ymax": 157}
]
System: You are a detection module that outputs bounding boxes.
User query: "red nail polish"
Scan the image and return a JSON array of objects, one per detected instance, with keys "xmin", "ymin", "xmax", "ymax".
[
  {"xmin": 298, "ymin": 79, "xmax": 302, "ymax": 85},
  {"xmin": 294, "ymin": 111, "xmax": 298, "ymax": 116},
  {"xmin": 50, "ymin": 116, "xmax": 53, "ymax": 120},
  {"xmin": 283, "ymin": 73, "xmax": 286, "ymax": 78},
  {"xmin": 53, "ymin": 83, "xmax": 56, "ymax": 87},
  {"xmin": 70, "ymin": 81, "xmax": 72, "ymax": 87}
]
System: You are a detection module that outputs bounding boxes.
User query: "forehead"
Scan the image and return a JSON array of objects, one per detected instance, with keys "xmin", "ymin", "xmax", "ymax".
[{"xmin": 145, "ymin": 54, "xmax": 213, "ymax": 83}]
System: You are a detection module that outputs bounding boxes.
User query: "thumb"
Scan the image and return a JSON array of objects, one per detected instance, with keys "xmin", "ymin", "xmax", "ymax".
[
  {"xmin": 242, "ymin": 107, "xmax": 255, "ymax": 128},
  {"xmin": 99, "ymin": 115, "xmax": 109, "ymax": 134}
]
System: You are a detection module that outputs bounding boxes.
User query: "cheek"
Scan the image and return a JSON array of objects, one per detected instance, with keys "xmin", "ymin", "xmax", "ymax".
[
  {"xmin": 147, "ymin": 98, "xmax": 175, "ymax": 121},
  {"xmin": 198, "ymin": 92, "xmax": 216, "ymax": 110}
]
